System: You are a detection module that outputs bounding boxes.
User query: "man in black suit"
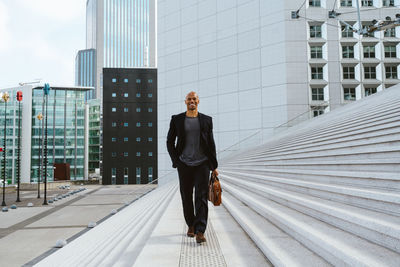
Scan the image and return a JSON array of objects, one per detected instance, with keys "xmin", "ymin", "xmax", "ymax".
[{"xmin": 167, "ymin": 91, "xmax": 218, "ymax": 244}]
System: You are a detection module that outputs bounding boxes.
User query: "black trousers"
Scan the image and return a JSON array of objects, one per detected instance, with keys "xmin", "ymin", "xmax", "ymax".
[{"xmin": 177, "ymin": 161, "xmax": 210, "ymax": 234}]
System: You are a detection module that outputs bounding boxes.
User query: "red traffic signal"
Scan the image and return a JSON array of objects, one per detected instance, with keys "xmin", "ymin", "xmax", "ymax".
[
  {"xmin": 0, "ymin": 147, "xmax": 3, "ymax": 152},
  {"xmin": 16, "ymin": 91, "xmax": 23, "ymax": 102}
]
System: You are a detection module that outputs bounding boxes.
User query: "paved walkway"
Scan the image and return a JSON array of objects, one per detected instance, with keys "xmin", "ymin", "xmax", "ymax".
[{"xmin": 0, "ymin": 184, "xmax": 155, "ymax": 267}]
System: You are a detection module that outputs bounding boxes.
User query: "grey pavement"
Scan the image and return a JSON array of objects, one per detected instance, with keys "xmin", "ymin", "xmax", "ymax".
[{"xmin": 0, "ymin": 184, "xmax": 156, "ymax": 267}]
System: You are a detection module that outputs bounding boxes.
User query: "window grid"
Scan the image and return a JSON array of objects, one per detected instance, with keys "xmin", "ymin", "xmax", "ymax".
[
  {"xmin": 342, "ymin": 46, "xmax": 354, "ymax": 58},
  {"xmin": 309, "ymin": 0, "xmax": 321, "ymax": 7},
  {"xmin": 312, "ymin": 88, "xmax": 324, "ymax": 101},
  {"xmin": 361, "ymin": 0, "xmax": 373, "ymax": 7},
  {"xmin": 310, "ymin": 25, "xmax": 322, "ymax": 38},
  {"xmin": 365, "ymin": 87, "xmax": 377, "ymax": 96},
  {"xmin": 341, "ymin": 0, "xmax": 352, "ymax": 7},
  {"xmin": 385, "ymin": 45, "xmax": 397, "ymax": 58},
  {"xmin": 363, "ymin": 45, "xmax": 375, "ymax": 58},
  {"xmin": 311, "ymin": 67, "xmax": 323, "ymax": 79},
  {"xmin": 386, "ymin": 66, "xmax": 398, "ymax": 79},
  {"xmin": 364, "ymin": 66, "xmax": 376, "ymax": 79},
  {"xmin": 383, "ymin": 0, "xmax": 395, "ymax": 6},
  {"xmin": 343, "ymin": 66, "xmax": 355, "ymax": 79},
  {"xmin": 344, "ymin": 88, "xmax": 356, "ymax": 100},
  {"xmin": 384, "ymin": 28, "xmax": 396, "ymax": 37},
  {"xmin": 310, "ymin": 46, "xmax": 323, "ymax": 58},
  {"xmin": 341, "ymin": 24, "xmax": 354, "ymax": 37}
]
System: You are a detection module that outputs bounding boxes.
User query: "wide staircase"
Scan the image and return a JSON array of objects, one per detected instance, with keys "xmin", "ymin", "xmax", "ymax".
[
  {"xmin": 219, "ymin": 86, "xmax": 400, "ymax": 266},
  {"xmin": 34, "ymin": 86, "xmax": 400, "ymax": 266}
]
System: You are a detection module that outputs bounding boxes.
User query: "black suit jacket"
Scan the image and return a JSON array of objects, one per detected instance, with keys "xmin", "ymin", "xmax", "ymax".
[{"xmin": 167, "ymin": 112, "xmax": 218, "ymax": 170}]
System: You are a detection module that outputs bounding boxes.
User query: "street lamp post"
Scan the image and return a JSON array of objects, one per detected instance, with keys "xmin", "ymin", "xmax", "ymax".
[
  {"xmin": 2, "ymin": 92, "xmax": 10, "ymax": 207},
  {"xmin": 16, "ymin": 91, "xmax": 22, "ymax": 202},
  {"xmin": 43, "ymin": 84, "xmax": 50, "ymax": 205},
  {"xmin": 37, "ymin": 112, "xmax": 43, "ymax": 198}
]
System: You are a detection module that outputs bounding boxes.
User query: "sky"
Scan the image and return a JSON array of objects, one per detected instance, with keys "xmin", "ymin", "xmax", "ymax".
[{"xmin": 0, "ymin": 0, "xmax": 86, "ymax": 88}]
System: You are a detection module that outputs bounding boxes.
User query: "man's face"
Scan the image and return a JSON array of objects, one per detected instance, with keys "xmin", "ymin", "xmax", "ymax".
[{"xmin": 185, "ymin": 92, "xmax": 199, "ymax": 111}]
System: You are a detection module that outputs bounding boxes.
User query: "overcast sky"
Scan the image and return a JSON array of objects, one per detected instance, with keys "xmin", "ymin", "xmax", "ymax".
[{"xmin": 0, "ymin": 0, "xmax": 86, "ymax": 88}]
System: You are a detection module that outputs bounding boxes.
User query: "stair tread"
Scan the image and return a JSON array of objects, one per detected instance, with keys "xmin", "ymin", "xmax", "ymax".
[{"xmin": 224, "ymin": 182, "xmax": 400, "ymax": 266}]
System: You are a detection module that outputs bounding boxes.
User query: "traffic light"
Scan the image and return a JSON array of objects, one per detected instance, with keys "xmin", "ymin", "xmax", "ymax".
[
  {"xmin": 0, "ymin": 147, "xmax": 3, "ymax": 152},
  {"xmin": 17, "ymin": 91, "xmax": 23, "ymax": 102}
]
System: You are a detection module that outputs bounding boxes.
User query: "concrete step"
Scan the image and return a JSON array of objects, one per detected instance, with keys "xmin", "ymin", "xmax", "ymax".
[
  {"xmin": 222, "ymin": 191, "xmax": 330, "ymax": 267},
  {"xmin": 222, "ymin": 182, "xmax": 400, "ymax": 266},
  {"xmin": 221, "ymin": 174, "xmax": 400, "ymax": 253},
  {"xmin": 249, "ymin": 113, "xmax": 400, "ymax": 158},
  {"xmin": 35, "ymin": 181, "xmax": 178, "ymax": 267},
  {"xmin": 222, "ymin": 167, "xmax": 400, "ymax": 192},
  {"xmin": 232, "ymin": 123, "xmax": 400, "ymax": 162},
  {"xmin": 220, "ymin": 171, "xmax": 400, "ymax": 216}
]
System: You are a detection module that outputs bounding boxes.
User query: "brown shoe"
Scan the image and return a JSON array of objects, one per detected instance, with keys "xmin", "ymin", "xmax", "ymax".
[
  {"xmin": 196, "ymin": 232, "xmax": 206, "ymax": 243},
  {"xmin": 187, "ymin": 226, "xmax": 195, "ymax": 237}
]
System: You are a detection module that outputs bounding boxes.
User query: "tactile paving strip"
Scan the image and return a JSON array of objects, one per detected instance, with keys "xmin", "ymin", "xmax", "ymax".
[{"xmin": 179, "ymin": 221, "xmax": 227, "ymax": 267}]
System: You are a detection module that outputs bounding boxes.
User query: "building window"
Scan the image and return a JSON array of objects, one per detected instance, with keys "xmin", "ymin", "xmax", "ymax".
[
  {"xmin": 124, "ymin": 152, "xmax": 128, "ymax": 157},
  {"xmin": 148, "ymin": 167, "xmax": 153, "ymax": 182},
  {"xmin": 136, "ymin": 79, "xmax": 141, "ymax": 83},
  {"xmin": 311, "ymin": 88, "xmax": 324, "ymax": 101},
  {"xmin": 112, "ymin": 93, "xmax": 116, "ymax": 97},
  {"xmin": 124, "ymin": 107, "xmax": 128, "ymax": 112},
  {"xmin": 148, "ymin": 137, "xmax": 153, "ymax": 142},
  {"xmin": 148, "ymin": 152, "xmax": 153, "ymax": 157},
  {"xmin": 148, "ymin": 79, "xmax": 153, "ymax": 83},
  {"xmin": 341, "ymin": 24, "xmax": 354, "ymax": 37},
  {"xmin": 136, "ymin": 93, "xmax": 141, "ymax": 98},
  {"xmin": 384, "ymin": 28, "xmax": 396, "ymax": 37},
  {"xmin": 112, "ymin": 107, "xmax": 116, "ymax": 112},
  {"xmin": 136, "ymin": 107, "xmax": 141, "ymax": 112},
  {"xmin": 148, "ymin": 108, "xmax": 153, "ymax": 112},
  {"xmin": 342, "ymin": 45, "xmax": 354, "ymax": 58},
  {"xmin": 386, "ymin": 66, "xmax": 398, "ymax": 79},
  {"xmin": 309, "ymin": 0, "xmax": 321, "ymax": 6},
  {"xmin": 112, "ymin": 122, "xmax": 117, "ymax": 127},
  {"xmin": 112, "ymin": 168, "xmax": 116, "ymax": 176},
  {"xmin": 112, "ymin": 168, "xmax": 116, "ymax": 184},
  {"xmin": 311, "ymin": 67, "xmax": 323, "ymax": 79},
  {"xmin": 112, "ymin": 152, "xmax": 116, "ymax": 157},
  {"xmin": 364, "ymin": 66, "xmax": 376, "ymax": 79},
  {"xmin": 112, "ymin": 137, "xmax": 116, "ymax": 142},
  {"xmin": 383, "ymin": 0, "xmax": 395, "ymax": 6},
  {"xmin": 310, "ymin": 46, "xmax": 323, "ymax": 58},
  {"xmin": 124, "ymin": 167, "xmax": 128, "ymax": 184},
  {"xmin": 124, "ymin": 78, "xmax": 129, "ymax": 83},
  {"xmin": 124, "ymin": 137, "xmax": 129, "ymax": 142},
  {"xmin": 124, "ymin": 122, "xmax": 128, "ymax": 127},
  {"xmin": 136, "ymin": 152, "xmax": 141, "ymax": 157},
  {"xmin": 343, "ymin": 66, "xmax": 355, "ymax": 79},
  {"xmin": 344, "ymin": 88, "xmax": 356, "ymax": 100},
  {"xmin": 136, "ymin": 137, "xmax": 141, "ymax": 142},
  {"xmin": 124, "ymin": 93, "xmax": 129, "ymax": 97},
  {"xmin": 112, "ymin": 78, "xmax": 117, "ymax": 83},
  {"xmin": 340, "ymin": 0, "xmax": 352, "ymax": 7},
  {"xmin": 311, "ymin": 106, "xmax": 325, "ymax": 117},
  {"xmin": 148, "ymin": 122, "xmax": 153, "ymax": 127},
  {"xmin": 310, "ymin": 25, "xmax": 322, "ymax": 38},
  {"xmin": 363, "ymin": 45, "xmax": 375, "ymax": 58},
  {"xmin": 148, "ymin": 93, "xmax": 153, "ymax": 98},
  {"xmin": 136, "ymin": 167, "xmax": 141, "ymax": 184},
  {"xmin": 136, "ymin": 122, "xmax": 141, "ymax": 127},
  {"xmin": 365, "ymin": 87, "xmax": 377, "ymax": 96},
  {"xmin": 361, "ymin": 0, "xmax": 373, "ymax": 6},
  {"xmin": 385, "ymin": 45, "xmax": 397, "ymax": 58}
]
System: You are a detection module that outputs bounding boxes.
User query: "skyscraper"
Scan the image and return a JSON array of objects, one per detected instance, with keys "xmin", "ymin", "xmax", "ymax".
[{"xmin": 77, "ymin": 0, "xmax": 156, "ymax": 100}]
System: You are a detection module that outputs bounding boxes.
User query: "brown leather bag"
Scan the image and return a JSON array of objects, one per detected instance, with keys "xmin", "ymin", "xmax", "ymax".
[{"xmin": 208, "ymin": 174, "xmax": 222, "ymax": 206}]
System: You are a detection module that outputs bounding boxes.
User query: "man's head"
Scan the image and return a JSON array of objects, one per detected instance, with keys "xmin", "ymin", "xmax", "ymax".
[{"xmin": 185, "ymin": 91, "xmax": 199, "ymax": 111}]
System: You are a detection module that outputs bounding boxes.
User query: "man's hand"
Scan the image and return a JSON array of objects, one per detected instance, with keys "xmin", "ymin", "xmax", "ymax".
[{"xmin": 212, "ymin": 169, "xmax": 219, "ymax": 177}]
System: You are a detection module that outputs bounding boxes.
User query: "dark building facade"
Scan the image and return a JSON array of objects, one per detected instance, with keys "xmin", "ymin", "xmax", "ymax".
[{"xmin": 102, "ymin": 68, "xmax": 157, "ymax": 185}]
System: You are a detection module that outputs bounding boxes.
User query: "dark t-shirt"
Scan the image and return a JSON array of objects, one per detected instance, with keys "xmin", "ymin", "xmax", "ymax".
[{"xmin": 179, "ymin": 116, "xmax": 208, "ymax": 166}]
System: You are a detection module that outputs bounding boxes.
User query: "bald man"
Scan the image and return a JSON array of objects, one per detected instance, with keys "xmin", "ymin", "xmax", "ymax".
[{"xmin": 167, "ymin": 92, "xmax": 218, "ymax": 244}]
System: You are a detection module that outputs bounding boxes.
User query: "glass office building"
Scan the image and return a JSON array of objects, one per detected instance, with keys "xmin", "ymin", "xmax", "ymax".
[
  {"xmin": 0, "ymin": 91, "xmax": 21, "ymax": 184},
  {"xmin": 78, "ymin": 0, "xmax": 156, "ymax": 100},
  {"xmin": 1, "ymin": 85, "xmax": 92, "ymax": 184},
  {"xmin": 31, "ymin": 87, "xmax": 88, "ymax": 182},
  {"xmin": 88, "ymin": 98, "xmax": 101, "ymax": 173},
  {"xmin": 75, "ymin": 49, "xmax": 96, "ymax": 100}
]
